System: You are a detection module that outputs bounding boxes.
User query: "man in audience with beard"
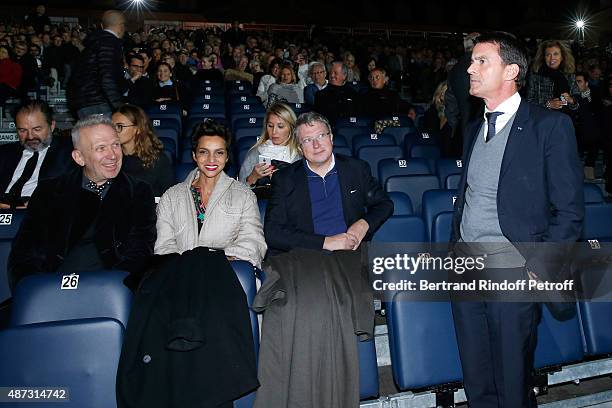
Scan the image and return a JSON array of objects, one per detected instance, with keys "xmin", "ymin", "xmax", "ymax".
[{"xmin": 0, "ymin": 100, "xmax": 74, "ymax": 209}]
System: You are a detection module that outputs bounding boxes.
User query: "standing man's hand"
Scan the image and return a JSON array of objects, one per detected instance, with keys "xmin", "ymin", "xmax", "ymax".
[{"xmin": 346, "ymin": 219, "xmax": 369, "ymax": 250}]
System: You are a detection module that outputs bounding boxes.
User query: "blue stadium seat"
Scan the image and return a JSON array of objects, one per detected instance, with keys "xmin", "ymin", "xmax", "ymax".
[
  {"xmin": 192, "ymin": 93, "xmax": 225, "ymax": 104},
  {"xmin": 359, "ymin": 339, "xmax": 379, "ymax": 400},
  {"xmin": 0, "ymin": 318, "xmax": 124, "ymax": 408},
  {"xmin": 333, "ymin": 146, "xmax": 352, "ymax": 157},
  {"xmin": 357, "ymin": 146, "xmax": 403, "ymax": 178},
  {"xmin": 378, "ymin": 158, "xmax": 430, "ymax": 189},
  {"xmin": 196, "ymin": 83, "xmax": 224, "ymax": 95},
  {"xmin": 227, "ymin": 81, "xmax": 252, "ymax": 94},
  {"xmin": 230, "ymin": 102, "xmax": 266, "ymax": 115},
  {"xmin": 285, "ymin": 102, "xmax": 310, "ymax": 116},
  {"xmin": 445, "ymin": 174, "xmax": 462, "ymax": 189},
  {"xmin": 231, "ymin": 113, "xmax": 266, "ymax": 131},
  {"xmin": 582, "ymin": 203, "xmax": 612, "ymax": 241},
  {"xmin": 436, "ymin": 159, "xmax": 464, "ymax": 189},
  {"xmin": 233, "ymin": 115, "xmax": 266, "ymax": 130},
  {"xmin": 431, "ymin": 211, "xmax": 454, "ymax": 243},
  {"xmin": 404, "ymin": 131, "xmax": 438, "ymax": 153},
  {"xmin": 257, "ymin": 200, "xmax": 267, "ymax": 224},
  {"xmin": 578, "ymin": 300, "xmax": 612, "ymax": 357},
  {"xmin": 230, "ymin": 260, "xmax": 260, "ymax": 408},
  {"xmin": 386, "ymin": 296, "xmax": 463, "ymax": 390},
  {"xmin": 175, "ymin": 163, "xmax": 194, "ymax": 182},
  {"xmin": 385, "ymin": 175, "xmax": 440, "ymax": 215},
  {"xmin": 189, "ymin": 101, "xmax": 226, "ymax": 116},
  {"xmin": 151, "ymin": 117, "xmax": 181, "ymax": 137},
  {"xmin": 10, "ymin": 270, "xmax": 132, "ymax": 328},
  {"xmin": 372, "ymin": 215, "xmax": 426, "ymax": 243},
  {"xmin": 584, "ymin": 182, "xmax": 604, "ymax": 204},
  {"xmin": 335, "ymin": 116, "xmax": 374, "ymax": 129},
  {"xmin": 230, "ymin": 95, "xmax": 260, "ymax": 105},
  {"xmin": 0, "ymin": 210, "xmax": 26, "ymax": 302},
  {"xmin": 185, "ymin": 115, "xmax": 227, "ymax": 139},
  {"xmin": 156, "ymin": 128, "xmax": 179, "ymax": 159},
  {"xmin": 378, "ymin": 126, "xmax": 417, "ymax": 146},
  {"xmin": 378, "ymin": 115, "xmax": 416, "ymax": 128},
  {"xmin": 235, "ymin": 127, "xmax": 262, "ymax": 142},
  {"xmin": 352, "ymin": 133, "xmax": 396, "ymax": 156},
  {"xmin": 335, "ymin": 126, "xmax": 374, "ymax": 149},
  {"xmin": 409, "ymin": 144, "xmax": 441, "ymax": 160},
  {"xmin": 388, "ymin": 192, "xmax": 413, "ymax": 216},
  {"xmin": 422, "ymin": 189, "xmax": 458, "ymax": 241},
  {"xmin": 146, "ymin": 102, "xmax": 182, "ymax": 117},
  {"xmin": 534, "ymin": 303, "xmax": 584, "ymax": 369},
  {"xmin": 236, "ymin": 136, "xmax": 257, "ymax": 152},
  {"xmin": 333, "ymin": 134, "xmax": 348, "ymax": 147}
]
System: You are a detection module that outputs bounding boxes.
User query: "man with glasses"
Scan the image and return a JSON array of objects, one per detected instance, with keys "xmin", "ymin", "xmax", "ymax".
[
  {"xmin": 123, "ymin": 54, "xmax": 154, "ymax": 107},
  {"xmin": 264, "ymin": 111, "xmax": 393, "ymax": 255},
  {"xmin": 304, "ymin": 61, "xmax": 328, "ymax": 106}
]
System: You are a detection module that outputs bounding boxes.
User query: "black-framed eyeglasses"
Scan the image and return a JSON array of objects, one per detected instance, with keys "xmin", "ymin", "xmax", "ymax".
[{"xmin": 114, "ymin": 123, "xmax": 136, "ymax": 133}]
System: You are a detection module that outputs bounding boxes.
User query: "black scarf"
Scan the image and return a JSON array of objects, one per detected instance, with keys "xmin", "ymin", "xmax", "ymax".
[{"xmin": 540, "ymin": 66, "xmax": 570, "ymax": 97}]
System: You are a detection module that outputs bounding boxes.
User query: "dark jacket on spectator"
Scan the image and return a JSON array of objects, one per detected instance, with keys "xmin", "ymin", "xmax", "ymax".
[
  {"xmin": 15, "ymin": 54, "xmax": 39, "ymax": 93},
  {"xmin": 69, "ymin": 29, "xmax": 124, "ymax": 111},
  {"xmin": 314, "ymin": 84, "xmax": 359, "ymax": 124},
  {"xmin": 359, "ymin": 87, "xmax": 405, "ymax": 118},
  {"xmin": 8, "ymin": 168, "xmax": 156, "ymax": 292},
  {"xmin": 123, "ymin": 75, "xmax": 154, "ymax": 108}
]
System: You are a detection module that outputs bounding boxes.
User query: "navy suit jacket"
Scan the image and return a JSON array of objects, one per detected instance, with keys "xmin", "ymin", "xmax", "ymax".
[
  {"xmin": 264, "ymin": 154, "xmax": 393, "ymax": 254},
  {"xmin": 452, "ymin": 99, "xmax": 584, "ymax": 280},
  {"xmin": 0, "ymin": 133, "xmax": 75, "ymax": 196}
]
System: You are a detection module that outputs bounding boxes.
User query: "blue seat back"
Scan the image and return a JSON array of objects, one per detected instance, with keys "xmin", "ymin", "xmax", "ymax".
[
  {"xmin": 357, "ymin": 146, "xmax": 403, "ymax": 178},
  {"xmin": 534, "ymin": 303, "xmax": 584, "ymax": 369},
  {"xmin": 387, "ymin": 297, "xmax": 463, "ymax": 390},
  {"xmin": 358, "ymin": 339, "xmax": 379, "ymax": 399},
  {"xmin": 0, "ymin": 318, "xmax": 123, "ymax": 408},
  {"xmin": 445, "ymin": 173, "xmax": 462, "ymax": 189},
  {"xmin": 335, "ymin": 116, "xmax": 374, "ymax": 129},
  {"xmin": 189, "ymin": 101, "xmax": 226, "ymax": 115},
  {"xmin": 422, "ymin": 189, "xmax": 458, "ymax": 241},
  {"xmin": 372, "ymin": 216, "xmax": 426, "ymax": 243},
  {"xmin": 378, "ymin": 125, "xmax": 417, "ymax": 146},
  {"xmin": 230, "ymin": 102, "xmax": 265, "ymax": 115},
  {"xmin": 146, "ymin": 102, "xmax": 181, "ymax": 117},
  {"xmin": 233, "ymin": 115, "xmax": 266, "ymax": 130},
  {"xmin": 335, "ymin": 126, "xmax": 374, "ymax": 149},
  {"xmin": 409, "ymin": 144, "xmax": 441, "ymax": 160},
  {"xmin": 352, "ymin": 133, "xmax": 396, "ymax": 155},
  {"xmin": 156, "ymin": 128, "xmax": 179, "ymax": 159},
  {"xmin": 385, "ymin": 175, "xmax": 440, "ymax": 215},
  {"xmin": 192, "ymin": 93, "xmax": 225, "ymax": 104},
  {"xmin": 257, "ymin": 200, "xmax": 267, "ymax": 224},
  {"xmin": 582, "ymin": 203, "xmax": 612, "ymax": 241},
  {"xmin": 175, "ymin": 163, "xmax": 194, "ymax": 183},
  {"xmin": 333, "ymin": 134, "xmax": 348, "ymax": 147},
  {"xmin": 584, "ymin": 183, "xmax": 604, "ymax": 204},
  {"xmin": 404, "ymin": 131, "xmax": 438, "ymax": 152},
  {"xmin": 230, "ymin": 95, "xmax": 260, "ymax": 105},
  {"xmin": 10, "ymin": 270, "xmax": 132, "ymax": 329},
  {"xmin": 378, "ymin": 158, "xmax": 430, "ymax": 188},
  {"xmin": 388, "ymin": 192, "xmax": 413, "ymax": 216},
  {"xmin": 431, "ymin": 211, "xmax": 454, "ymax": 243},
  {"xmin": 436, "ymin": 159, "xmax": 464, "ymax": 188},
  {"xmin": 333, "ymin": 146, "xmax": 352, "ymax": 157},
  {"xmin": 0, "ymin": 210, "xmax": 26, "ymax": 302},
  {"xmin": 235, "ymin": 127, "xmax": 262, "ymax": 142},
  {"xmin": 151, "ymin": 117, "xmax": 181, "ymax": 136}
]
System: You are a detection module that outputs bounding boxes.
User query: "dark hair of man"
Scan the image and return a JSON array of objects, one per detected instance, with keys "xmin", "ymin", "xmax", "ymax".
[
  {"xmin": 129, "ymin": 54, "xmax": 145, "ymax": 65},
  {"xmin": 190, "ymin": 119, "xmax": 232, "ymax": 152},
  {"xmin": 475, "ymin": 31, "xmax": 528, "ymax": 90},
  {"xmin": 575, "ymin": 71, "xmax": 589, "ymax": 82},
  {"xmin": 15, "ymin": 99, "xmax": 54, "ymax": 126}
]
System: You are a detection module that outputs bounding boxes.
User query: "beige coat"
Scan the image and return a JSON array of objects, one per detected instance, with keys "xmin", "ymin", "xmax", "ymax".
[{"xmin": 155, "ymin": 169, "xmax": 267, "ymax": 268}]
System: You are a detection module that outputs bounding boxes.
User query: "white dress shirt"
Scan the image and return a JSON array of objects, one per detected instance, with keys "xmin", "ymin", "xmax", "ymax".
[
  {"xmin": 5, "ymin": 146, "xmax": 50, "ymax": 197},
  {"xmin": 483, "ymin": 92, "xmax": 521, "ymax": 140}
]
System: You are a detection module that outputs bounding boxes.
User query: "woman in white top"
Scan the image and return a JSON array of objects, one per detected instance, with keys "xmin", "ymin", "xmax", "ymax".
[
  {"xmin": 256, "ymin": 58, "xmax": 282, "ymax": 105},
  {"xmin": 156, "ymin": 119, "xmax": 266, "ymax": 268},
  {"xmin": 239, "ymin": 102, "xmax": 301, "ymax": 187},
  {"xmin": 266, "ymin": 64, "xmax": 305, "ymax": 107}
]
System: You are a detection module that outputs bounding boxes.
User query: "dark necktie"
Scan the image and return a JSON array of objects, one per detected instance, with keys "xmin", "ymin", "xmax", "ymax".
[
  {"xmin": 8, "ymin": 151, "xmax": 39, "ymax": 197},
  {"xmin": 485, "ymin": 111, "xmax": 503, "ymax": 143}
]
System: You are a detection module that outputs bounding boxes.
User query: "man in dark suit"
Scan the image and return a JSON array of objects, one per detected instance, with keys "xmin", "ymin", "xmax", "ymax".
[
  {"xmin": 264, "ymin": 111, "xmax": 393, "ymax": 255},
  {"xmin": 8, "ymin": 115, "xmax": 156, "ymax": 292},
  {"xmin": 314, "ymin": 62, "xmax": 359, "ymax": 125},
  {"xmin": 123, "ymin": 54, "xmax": 154, "ymax": 108},
  {"xmin": 0, "ymin": 100, "xmax": 74, "ymax": 209},
  {"xmin": 451, "ymin": 32, "xmax": 583, "ymax": 407}
]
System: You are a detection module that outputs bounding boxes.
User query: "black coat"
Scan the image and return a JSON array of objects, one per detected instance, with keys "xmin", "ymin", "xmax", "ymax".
[
  {"xmin": 69, "ymin": 29, "xmax": 124, "ymax": 110},
  {"xmin": 8, "ymin": 168, "xmax": 157, "ymax": 291},
  {"xmin": 117, "ymin": 248, "xmax": 259, "ymax": 408},
  {"xmin": 0, "ymin": 133, "xmax": 75, "ymax": 196},
  {"xmin": 314, "ymin": 84, "xmax": 359, "ymax": 124},
  {"xmin": 123, "ymin": 75, "xmax": 155, "ymax": 108}
]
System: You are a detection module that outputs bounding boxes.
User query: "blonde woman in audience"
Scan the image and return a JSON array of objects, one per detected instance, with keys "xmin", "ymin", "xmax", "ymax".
[
  {"xmin": 155, "ymin": 119, "xmax": 266, "ymax": 268},
  {"xmin": 239, "ymin": 103, "xmax": 301, "ymax": 187}
]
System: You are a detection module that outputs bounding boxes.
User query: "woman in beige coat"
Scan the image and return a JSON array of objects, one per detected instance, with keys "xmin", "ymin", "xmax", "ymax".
[{"xmin": 155, "ymin": 120, "xmax": 267, "ymax": 268}]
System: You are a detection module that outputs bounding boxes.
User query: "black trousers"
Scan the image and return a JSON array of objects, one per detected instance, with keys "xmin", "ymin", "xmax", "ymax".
[{"xmin": 451, "ymin": 299, "xmax": 541, "ymax": 408}]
